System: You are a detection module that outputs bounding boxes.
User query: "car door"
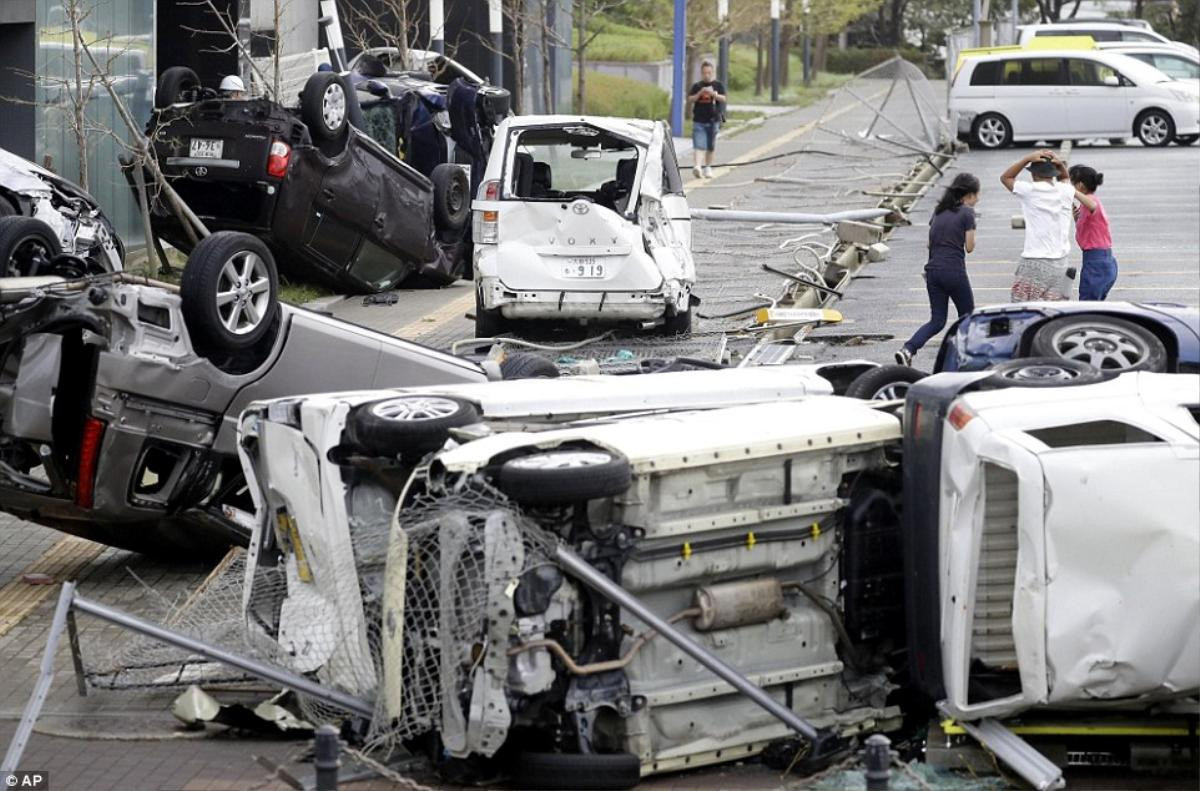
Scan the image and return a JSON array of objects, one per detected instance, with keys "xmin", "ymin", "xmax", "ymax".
[
  {"xmin": 997, "ymin": 57, "xmax": 1069, "ymax": 139},
  {"xmin": 1064, "ymin": 57, "xmax": 1130, "ymax": 136}
]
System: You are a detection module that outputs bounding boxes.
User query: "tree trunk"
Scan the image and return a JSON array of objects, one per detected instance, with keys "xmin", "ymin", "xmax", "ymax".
[
  {"xmin": 540, "ymin": 0, "xmax": 554, "ymax": 113},
  {"xmin": 755, "ymin": 29, "xmax": 764, "ymax": 95},
  {"xmin": 509, "ymin": 0, "xmax": 525, "ymax": 114},
  {"xmin": 814, "ymin": 34, "xmax": 828, "ymax": 74},
  {"xmin": 68, "ymin": 0, "xmax": 88, "ymax": 190},
  {"xmin": 574, "ymin": 6, "xmax": 585, "ymax": 112},
  {"xmin": 780, "ymin": 24, "xmax": 791, "ymax": 87}
]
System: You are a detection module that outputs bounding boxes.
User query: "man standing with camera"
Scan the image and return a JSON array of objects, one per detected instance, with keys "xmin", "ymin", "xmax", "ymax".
[{"xmin": 688, "ymin": 61, "xmax": 726, "ymax": 180}]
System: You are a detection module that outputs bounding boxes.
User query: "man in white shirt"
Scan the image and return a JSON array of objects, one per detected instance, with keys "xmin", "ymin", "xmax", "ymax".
[{"xmin": 1000, "ymin": 150, "xmax": 1077, "ymax": 301}]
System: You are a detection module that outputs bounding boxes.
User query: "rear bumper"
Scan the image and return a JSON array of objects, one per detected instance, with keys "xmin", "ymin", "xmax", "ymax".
[{"xmin": 478, "ymin": 276, "xmax": 690, "ymax": 321}]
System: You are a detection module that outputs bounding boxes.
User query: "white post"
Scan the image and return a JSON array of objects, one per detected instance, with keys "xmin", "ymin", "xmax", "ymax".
[
  {"xmin": 489, "ymin": 0, "xmax": 503, "ymax": 86},
  {"xmin": 430, "ymin": 0, "xmax": 445, "ymax": 53},
  {"xmin": 717, "ymin": 0, "xmax": 729, "ymax": 89}
]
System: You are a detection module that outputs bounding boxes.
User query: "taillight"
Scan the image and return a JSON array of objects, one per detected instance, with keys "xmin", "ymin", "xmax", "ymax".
[
  {"xmin": 75, "ymin": 417, "xmax": 106, "ymax": 508},
  {"xmin": 476, "ymin": 179, "xmax": 500, "ymax": 243},
  {"xmin": 947, "ymin": 403, "xmax": 975, "ymax": 431},
  {"xmin": 266, "ymin": 139, "xmax": 291, "ymax": 178}
]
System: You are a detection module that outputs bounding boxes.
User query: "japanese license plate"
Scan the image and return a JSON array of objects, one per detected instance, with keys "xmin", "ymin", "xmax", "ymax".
[
  {"xmin": 189, "ymin": 138, "xmax": 224, "ymax": 159},
  {"xmin": 562, "ymin": 258, "xmax": 605, "ymax": 278}
]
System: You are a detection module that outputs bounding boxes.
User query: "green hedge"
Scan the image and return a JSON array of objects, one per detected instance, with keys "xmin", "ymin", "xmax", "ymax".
[
  {"xmin": 576, "ymin": 19, "xmax": 669, "ymax": 62},
  {"xmin": 574, "ymin": 69, "xmax": 669, "ymax": 120},
  {"xmin": 825, "ymin": 47, "xmax": 932, "ymax": 76},
  {"xmin": 727, "ymin": 46, "xmax": 807, "ymax": 92}
]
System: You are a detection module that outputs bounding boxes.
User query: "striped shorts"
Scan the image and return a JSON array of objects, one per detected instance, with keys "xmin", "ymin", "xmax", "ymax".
[{"xmin": 1011, "ymin": 256, "xmax": 1073, "ymax": 302}]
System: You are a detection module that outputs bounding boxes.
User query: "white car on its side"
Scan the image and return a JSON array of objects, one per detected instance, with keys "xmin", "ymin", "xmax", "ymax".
[
  {"xmin": 471, "ymin": 116, "xmax": 696, "ymax": 336},
  {"xmin": 950, "ymin": 48, "xmax": 1200, "ymax": 148}
]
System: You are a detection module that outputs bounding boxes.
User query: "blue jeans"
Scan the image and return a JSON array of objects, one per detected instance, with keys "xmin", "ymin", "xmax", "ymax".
[
  {"xmin": 692, "ymin": 121, "xmax": 720, "ymax": 152},
  {"xmin": 1079, "ymin": 248, "xmax": 1118, "ymax": 300},
  {"xmin": 904, "ymin": 267, "xmax": 975, "ymax": 354}
]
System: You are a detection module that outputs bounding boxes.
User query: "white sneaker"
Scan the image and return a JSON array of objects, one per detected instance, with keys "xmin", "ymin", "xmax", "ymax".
[
  {"xmin": 894, "ymin": 348, "xmax": 913, "ymax": 367},
  {"xmin": 693, "ymin": 167, "xmax": 703, "ymax": 179},
  {"xmin": 703, "ymin": 166, "xmax": 714, "ymax": 178}
]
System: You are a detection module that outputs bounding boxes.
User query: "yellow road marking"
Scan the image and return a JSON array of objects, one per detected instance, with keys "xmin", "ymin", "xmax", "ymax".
[
  {"xmin": 392, "ymin": 289, "xmax": 475, "ymax": 340},
  {"xmin": 0, "ymin": 537, "xmax": 105, "ymax": 637}
]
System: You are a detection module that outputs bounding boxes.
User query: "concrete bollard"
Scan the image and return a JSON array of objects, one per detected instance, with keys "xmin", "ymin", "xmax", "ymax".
[
  {"xmin": 314, "ymin": 723, "xmax": 341, "ymax": 791},
  {"xmin": 863, "ymin": 733, "xmax": 891, "ymax": 790}
]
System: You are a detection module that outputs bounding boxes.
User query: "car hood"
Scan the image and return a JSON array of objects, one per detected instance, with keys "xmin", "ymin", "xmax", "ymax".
[{"xmin": 0, "ymin": 146, "xmax": 99, "ymax": 207}]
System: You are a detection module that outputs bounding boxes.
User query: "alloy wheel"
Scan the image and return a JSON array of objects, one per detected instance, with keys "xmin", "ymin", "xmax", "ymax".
[
  {"xmin": 322, "ymin": 82, "xmax": 346, "ymax": 131},
  {"xmin": 214, "ymin": 251, "xmax": 272, "ymax": 335},
  {"xmin": 370, "ymin": 396, "xmax": 464, "ymax": 422},
  {"xmin": 1049, "ymin": 325, "xmax": 1150, "ymax": 370},
  {"xmin": 1139, "ymin": 114, "xmax": 1170, "ymax": 146},
  {"xmin": 977, "ymin": 117, "xmax": 1007, "ymax": 148}
]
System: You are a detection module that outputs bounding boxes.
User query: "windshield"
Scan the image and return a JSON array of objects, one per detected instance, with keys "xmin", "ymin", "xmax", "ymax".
[
  {"xmin": 505, "ymin": 126, "xmax": 642, "ymax": 211},
  {"xmin": 1107, "ymin": 52, "xmax": 1182, "ymax": 83}
]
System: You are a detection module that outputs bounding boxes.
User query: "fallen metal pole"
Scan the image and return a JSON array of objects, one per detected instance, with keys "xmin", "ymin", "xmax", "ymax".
[
  {"xmin": 554, "ymin": 544, "xmax": 821, "ymax": 742},
  {"xmin": 71, "ymin": 594, "xmax": 375, "ymax": 718},
  {"xmin": 691, "ymin": 208, "xmax": 890, "ymax": 224}
]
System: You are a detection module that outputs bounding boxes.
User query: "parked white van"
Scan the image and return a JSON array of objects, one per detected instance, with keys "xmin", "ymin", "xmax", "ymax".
[
  {"xmin": 471, "ymin": 116, "xmax": 696, "ymax": 336},
  {"xmin": 1017, "ymin": 21, "xmax": 1198, "ymax": 57},
  {"xmin": 1096, "ymin": 42, "xmax": 1200, "ymax": 84},
  {"xmin": 950, "ymin": 49, "xmax": 1200, "ymax": 148}
]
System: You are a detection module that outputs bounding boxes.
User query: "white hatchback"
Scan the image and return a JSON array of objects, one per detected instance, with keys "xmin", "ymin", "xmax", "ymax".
[
  {"xmin": 471, "ymin": 116, "xmax": 696, "ymax": 335},
  {"xmin": 950, "ymin": 49, "xmax": 1200, "ymax": 148}
]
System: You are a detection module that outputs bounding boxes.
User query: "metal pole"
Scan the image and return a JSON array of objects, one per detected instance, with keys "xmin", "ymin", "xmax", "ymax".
[
  {"xmin": 802, "ymin": 36, "xmax": 811, "ymax": 86},
  {"xmin": 717, "ymin": 0, "xmax": 730, "ymax": 89},
  {"xmin": 554, "ymin": 545, "xmax": 822, "ymax": 742},
  {"xmin": 972, "ymin": 0, "xmax": 982, "ymax": 47},
  {"xmin": 1010, "ymin": 0, "xmax": 1019, "ymax": 44},
  {"xmin": 430, "ymin": 0, "xmax": 445, "ymax": 54},
  {"xmin": 770, "ymin": 0, "xmax": 781, "ymax": 102},
  {"xmin": 691, "ymin": 207, "xmax": 892, "ymax": 224},
  {"xmin": 2, "ymin": 583, "xmax": 76, "ymax": 775},
  {"xmin": 71, "ymin": 594, "xmax": 375, "ymax": 718},
  {"xmin": 670, "ymin": 0, "xmax": 687, "ymax": 137},
  {"xmin": 488, "ymin": 0, "xmax": 503, "ymax": 88},
  {"xmin": 314, "ymin": 724, "xmax": 341, "ymax": 791}
]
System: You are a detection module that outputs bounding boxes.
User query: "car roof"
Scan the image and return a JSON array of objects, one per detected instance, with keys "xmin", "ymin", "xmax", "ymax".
[
  {"xmin": 1096, "ymin": 42, "xmax": 1199, "ymax": 58},
  {"xmin": 502, "ymin": 115, "xmax": 659, "ymax": 143},
  {"xmin": 1021, "ymin": 21, "xmax": 1160, "ymax": 31}
]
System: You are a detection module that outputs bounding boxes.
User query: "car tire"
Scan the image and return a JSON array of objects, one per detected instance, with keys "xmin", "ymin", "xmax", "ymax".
[
  {"xmin": 659, "ymin": 306, "xmax": 692, "ymax": 335},
  {"xmin": 181, "ymin": 232, "xmax": 279, "ymax": 352},
  {"xmin": 0, "ymin": 196, "xmax": 17, "ymax": 217},
  {"xmin": 497, "ymin": 449, "xmax": 632, "ymax": 506},
  {"xmin": 845, "ymin": 365, "xmax": 928, "ymax": 401},
  {"xmin": 0, "ymin": 217, "xmax": 62, "ymax": 277},
  {"xmin": 984, "ymin": 357, "xmax": 1108, "ymax": 388},
  {"xmin": 347, "ymin": 394, "xmax": 480, "ymax": 459},
  {"xmin": 431, "ymin": 164, "xmax": 470, "ymax": 232},
  {"xmin": 474, "ymin": 291, "xmax": 511, "ymax": 338},
  {"xmin": 500, "ymin": 352, "xmax": 559, "ymax": 379},
  {"xmin": 1134, "ymin": 109, "xmax": 1174, "ymax": 147},
  {"xmin": 513, "ymin": 751, "xmax": 641, "ymax": 791},
  {"xmin": 1029, "ymin": 315, "xmax": 1167, "ymax": 373},
  {"xmin": 155, "ymin": 66, "xmax": 201, "ymax": 108},
  {"xmin": 971, "ymin": 113, "xmax": 1012, "ymax": 150},
  {"xmin": 300, "ymin": 72, "xmax": 350, "ymax": 142},
  {"xmin": 1174, "ymin": 134, "xmax": 1198, "ymax": 146}
]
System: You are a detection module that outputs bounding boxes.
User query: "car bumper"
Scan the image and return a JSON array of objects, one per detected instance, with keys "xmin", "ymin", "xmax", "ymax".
[{"xmin": 478, "ymin": 276, "xmax": 690, "ymax": 322}]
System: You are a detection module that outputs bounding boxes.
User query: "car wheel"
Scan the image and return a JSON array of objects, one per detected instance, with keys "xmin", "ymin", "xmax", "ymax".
[
  {"xmin": 155, "ymin": 66, "xmax": 200, "ymax": 108},
  {"xmin": 300, "ymin": 72, "xmax": 349, "ymax": 142},
  {"xmin": 0, "ymin": 217, "xmax": 62, "ymax": 277},
  {"xmin": 500, "ymin": 352, "xmax": 559, "ymax": 379},
  {"xmin": 431, "ymin": 164, "xmax": 470, "ymax": 232},
  {"xmin": 845, "ymin": 365, "xmax": 928, "ymax": 401},
  {"xmin": 180, "ymin": 232, "xmax": 279, "ymax": 351},
  {"xmin": 1029, "ymin": 315, "xmax": 1167, "ymax": 373},
  {"xmin": 474, "ymin": 291, "xmax": 511, "ymax": 338},
  {"xmin": 1174, "ymin": 134, "xmax": 1198, "ymax": 146},
  {"xmin": 497, "ymin": 449, "xmax": 632, "ymax": 506},
  {"xmin": 985, "ymin": 357, "xmax": 1107, "ymax": 388},
  {"xmin": 971, "ymin": 113, "xmax": 1012, "ymax": 149},
  {"xmin": 347, "ymin": 395, "xmax": 480, "ymax": 458},
  {"xmin": 659, "ymin": 306, "xmax": 692, "ymax": 335},
  {"xmin": 513, "ymin": 751, "xmax": 640, "ymax": 790},
  {"xmin": 1135, "ymin": 109, "xmax": 1174, "ymax": 147}
]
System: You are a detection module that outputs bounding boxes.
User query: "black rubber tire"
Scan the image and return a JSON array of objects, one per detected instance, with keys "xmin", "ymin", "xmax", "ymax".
[
  {"xmin": 659, "ymin": 307, "xmax": 692, "ymax": 335},
  {"xmin": 0, "ymin": 216, "xmax": 61, "ymax": 276},
  {"xmin": 500, "ymin": 352, "xmax": 559, "ymax": 379},
  {"xmin": 0, "ymin": 195, "xmax": 17, "ymax": 216},
  {"xmin": 1028, "ymin": 315, "xmax": 1167, "ymax": 373},
  {"xmin": 845, "ymin": 365, "xmax": 928, "ymax": 401},
  {"xmin": 984, "ymin": 357, "xmax": 1107, "ymax": 388},
  {"xmin": 474, "ymin": 291, "xmax": 511, "ymax": 338},
  {"xmin": 497, "ymin": 449, "xmax": 632, "ymax": 506},
  {"xmin": 346, "ymin": 394, "xmax": 480, "ymax": 458},
  {"xmin": 970, "ymin": 112, "xmax": 1012, "ymax": 150},
  {"xmin": 431, "ymin": 164, "xmax": 470, "ymax": 232},
  {"xmin": 513, "ymin": 751, "xmax": 641, "ymax": 790},
  {"xmin": 180, "ymin": 232, "xmax": 279, "ymax": 352},
  {"xmin": 300, "ymin": 72, "xmax": 350, "ymax": 142},
  {"xmin": 1175, "ymin": 134, "xmax": 1198, "ymax": 146},
  {"xmin": 1134, "ymin": 109, "xmax": 1174, "ymax": 147},
  {"xmin": 155, "ymin": 66, "xmax": 201, "ymax": 108}
]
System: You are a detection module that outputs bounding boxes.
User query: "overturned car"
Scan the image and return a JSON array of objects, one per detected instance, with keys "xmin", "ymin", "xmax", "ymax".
[{"xmin": 236, "ymin": 358, "xmax": 1200, "ymax": 787}]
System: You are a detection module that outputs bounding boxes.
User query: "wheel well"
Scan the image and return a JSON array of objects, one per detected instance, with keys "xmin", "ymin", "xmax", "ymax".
[
  {"xmin": 1133, "ymin": 107, "xmax": 1173, "ymax": 134},
  {"xmin": 973, "ymin": 111, "xmax": 1009, "ymax": 130},
  {"xmin": 1018, "ymin": 312, "xmax": 1179, "ymax": 368}
]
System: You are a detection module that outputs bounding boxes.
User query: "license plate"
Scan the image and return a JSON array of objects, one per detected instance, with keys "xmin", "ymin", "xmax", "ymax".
[
  {"xmin": 562, "ymin": 258, "xmax": 605, "ymax": 278},
  {"xmin": 189, "ymin": 138, "xmax": 224, "ymax": 159}
]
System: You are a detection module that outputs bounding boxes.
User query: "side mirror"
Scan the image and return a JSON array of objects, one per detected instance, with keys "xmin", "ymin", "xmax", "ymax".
[{"xmin": 1103, "ymin": 74, "xmax": 1120, "ymax": 87}]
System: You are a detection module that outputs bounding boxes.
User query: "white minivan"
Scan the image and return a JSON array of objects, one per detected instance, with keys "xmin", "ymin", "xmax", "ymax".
[
  {"xmin": 471, "ymin": 116, "xmax": 696, "ymax": 336},
  {"xmin": 950, "ymin": 49, "xmax": 1200, "ymax": 148},
  {"xmin": 1017, "ymin": 21, "xmax": 1198, "ymax": 57}
]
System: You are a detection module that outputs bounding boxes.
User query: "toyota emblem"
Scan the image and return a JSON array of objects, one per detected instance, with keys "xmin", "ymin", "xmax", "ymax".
[
  {"xmin": 572, "ymin": 201, "xmax": 590, "ymax": 215},
  {"xmin": 194, "ymin": 166, "xmax": 208, "ymax": 177}
]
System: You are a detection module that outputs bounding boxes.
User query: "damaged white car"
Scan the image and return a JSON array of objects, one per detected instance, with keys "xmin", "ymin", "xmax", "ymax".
[
  {"xmin": 0, "ymin": 147, "xmax": 124, "ymax": 276},
  {"xmin": 471, "ymin": 117, "xmax": 695, "ymax": 336}
]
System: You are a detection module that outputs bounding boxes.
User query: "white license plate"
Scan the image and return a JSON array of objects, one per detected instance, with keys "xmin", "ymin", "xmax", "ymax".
[
  {"xmin": 562, "ymin": 258, "xmax": 605, "ymax": 278},
  {"xmin": 189, "ymin": 138, "xmax": 224, "ymax": 159}
]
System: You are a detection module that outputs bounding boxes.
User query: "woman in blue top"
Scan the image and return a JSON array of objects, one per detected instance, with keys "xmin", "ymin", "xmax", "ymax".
[{"xmin": 896, "ymin": 172, "xmax": 980, "ymax": 367}]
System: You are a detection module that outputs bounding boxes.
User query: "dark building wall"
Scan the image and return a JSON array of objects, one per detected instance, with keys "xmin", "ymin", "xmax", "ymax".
[
  {"xmin": 0, "ymin": 22, "xmax": 35, "ymax": 158},
  {"xmin": 157, "ymin": 0, "xmax": 238, "ymax": 88}
]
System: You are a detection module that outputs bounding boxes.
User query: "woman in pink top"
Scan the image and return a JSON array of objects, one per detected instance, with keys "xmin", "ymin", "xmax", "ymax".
[{"xmin": 1069, "ymin": 165, "xmax": 1115, "ymax": 301}]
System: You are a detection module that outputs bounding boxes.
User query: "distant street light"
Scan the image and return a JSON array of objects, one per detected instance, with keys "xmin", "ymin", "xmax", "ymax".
[
  {"xmin": 489, "ymin": 0, "xmax": 503, "ymax": 87},
  {"xmin": 770, "ymin": 0, "xmax": 781, "ymax": 102},
  {"xmin": 671, "ymin": 0, "xmax": 687, "ymax": 136}
]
